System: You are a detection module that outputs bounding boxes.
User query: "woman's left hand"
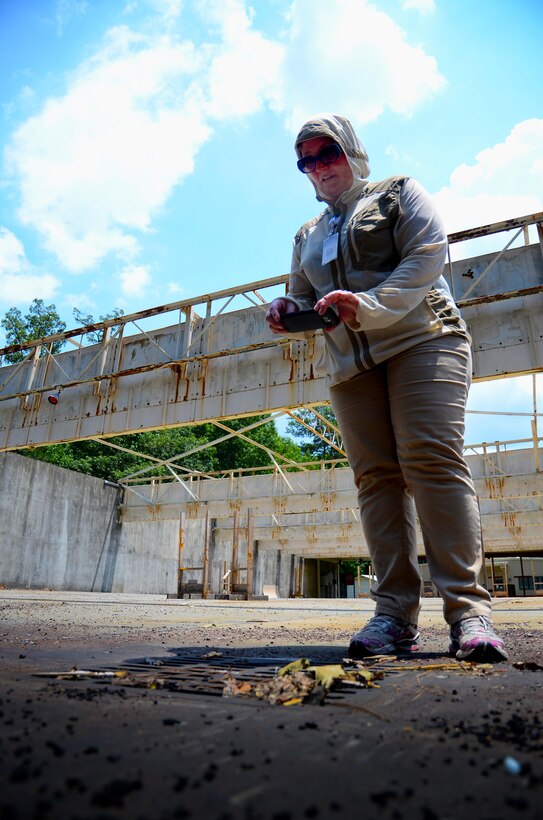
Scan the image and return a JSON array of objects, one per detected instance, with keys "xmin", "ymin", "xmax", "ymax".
[{"xmin": 314, "ymin": 290, "xmax": 361, "ymax": 327}]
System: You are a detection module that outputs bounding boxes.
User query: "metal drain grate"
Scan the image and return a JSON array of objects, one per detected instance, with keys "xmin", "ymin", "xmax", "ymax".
[
  {"xmin": 101, "ymin": 654, "xmax": 298, "ymax": 698},
  {"xmin": 38, "ymin": 655, "xmax": 357, "ymax": 701}
]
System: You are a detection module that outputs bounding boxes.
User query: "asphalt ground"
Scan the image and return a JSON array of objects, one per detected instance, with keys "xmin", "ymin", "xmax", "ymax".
[{"xmin": 1, "ymin": 591, "xmax": 542, "ymax": 820}]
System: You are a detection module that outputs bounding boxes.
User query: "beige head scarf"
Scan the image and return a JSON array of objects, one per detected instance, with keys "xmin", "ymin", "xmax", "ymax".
[{"xmin": 295, "ymin": 113, "xmax": 370, "ymax": 207}]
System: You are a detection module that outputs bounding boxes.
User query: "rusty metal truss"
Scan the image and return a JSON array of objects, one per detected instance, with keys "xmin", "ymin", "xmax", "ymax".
[
  {"xmin": 1, "ymin": 212, "xmax": 543, "ymax": 563},
  {"xmin": 1, "ymin": 211, "xmax": 542, "ymax": 454}
]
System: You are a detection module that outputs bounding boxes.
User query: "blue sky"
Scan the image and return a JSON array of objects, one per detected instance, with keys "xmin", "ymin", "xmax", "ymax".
[{"xmin": 1, "ymin": 0, "xmax": 542, "ymax": 445}]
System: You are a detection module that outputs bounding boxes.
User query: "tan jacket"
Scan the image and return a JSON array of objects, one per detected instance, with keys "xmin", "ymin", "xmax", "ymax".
[{"xmin": 286, "ymin": 115, "xmax": 468, "ymax": 387}]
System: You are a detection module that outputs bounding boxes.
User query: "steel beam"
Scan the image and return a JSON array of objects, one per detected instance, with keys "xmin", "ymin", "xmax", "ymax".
[
  {"xmin": 120, "ymin": 468, "xmax": 543, "ymax": 521},
  {"xmin": 1, "ymin": 241, "xmax": 543, "ymax": 451}
]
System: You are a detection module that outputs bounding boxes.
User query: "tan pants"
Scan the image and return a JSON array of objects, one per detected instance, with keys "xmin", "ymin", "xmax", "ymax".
[{"xmin": 329, "ymin": 334, "xmax": 491, "ymax": 626}]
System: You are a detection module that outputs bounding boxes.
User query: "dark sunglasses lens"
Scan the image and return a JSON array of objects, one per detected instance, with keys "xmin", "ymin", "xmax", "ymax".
[
  {"xmin": 297, "ymin": 156, "xmax": 313, "ymax": 173},
  {"xmin": 320, "ymin": 144, "xmax": 341, "ymax": 164},
  {"xmin": 297, "ymin": 144, "xmax": 342, "ymax": 173}
]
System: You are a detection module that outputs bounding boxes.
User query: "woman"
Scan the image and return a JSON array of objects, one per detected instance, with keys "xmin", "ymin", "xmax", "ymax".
[{"xmin": 266, "ymin": 113, "xmax": 507, "ymax": 662}]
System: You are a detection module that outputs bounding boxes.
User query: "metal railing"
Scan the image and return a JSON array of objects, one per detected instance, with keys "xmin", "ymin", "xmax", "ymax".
[{"xmin": 1, "ymin": 211, "xmax": 542, "ymax": 470}]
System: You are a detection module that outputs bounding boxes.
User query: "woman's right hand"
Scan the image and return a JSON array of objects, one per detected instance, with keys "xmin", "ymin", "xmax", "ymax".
[
  {"xmin": 265, "ymin": 298, "xmax": 298, "ymax": 334},
  {"xmin": 315, "ymin": 290, "xmax": 360, "ymax": 326}
]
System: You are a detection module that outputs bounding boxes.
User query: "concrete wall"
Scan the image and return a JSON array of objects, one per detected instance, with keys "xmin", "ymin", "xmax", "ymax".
[
  {"xmin": 0, "ymin": 454, "xmax": 208, "ymax": 595},
  {"xmin": 253, "ymin": 545, "xmax": 294, "ymax": 599},
  {"xmin": 176, "ymin": 520, "xmax": 294, "ymax": 598},
  {"xmin": 0, "ymin": 452, "xmax": 121, "ymax": 592},
  {"xmin": 113, "ymin": 519, "xmax": 179, "ymax": 594},
  {"xmin": 0, "ymin": 453, "xmax": 296, "ymax": 596}
]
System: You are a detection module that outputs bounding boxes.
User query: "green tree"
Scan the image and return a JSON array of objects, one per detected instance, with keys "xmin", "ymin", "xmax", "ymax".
[
  {"xmin": 339, "ymin": 559, "xmax": 371, "ymax": 576},
  {"xmin": 1, "ymin": 299, "xmax": 66, "ymax": 363},
  {"xmin": 22, "ymin": 427, "xmax": 218, "ymax": 481},
  {"xmin": 202, "ymin": 415, "xmax": 304, "ymax": 472},
  {"xmin": 21, "ymin": 418, "xmax": 304, "ymax": 481},
  {"xmin": 286, "ymin": 405, "xmax": 343, "ymax": 461},
  {"xmin": 72, "ymin": 307, "xmax": 125, "ymax": 344}
]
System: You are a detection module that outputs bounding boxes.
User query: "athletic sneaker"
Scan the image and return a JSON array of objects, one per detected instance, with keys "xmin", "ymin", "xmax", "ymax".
[
  {"xmin": 348, "ymin": 614, "xmax": 420, "ymax": 658},
  {"xmin": 449, "ymin": 615, "xmax": 508, "ymax": 662}
]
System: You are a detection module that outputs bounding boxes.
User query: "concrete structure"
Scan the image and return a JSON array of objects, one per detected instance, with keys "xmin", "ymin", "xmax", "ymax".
[
  {"xmin": 1, "ymin": 215, "xmax": 542, "ymax": 452},
  {"xmin": 0, "ymin": 452, "xmax": 122, "ymax": 592},
  {"xmin": 1, "ymin": 441, "xmax": 542, "ymax": 596},
  {"xmin": 0, "ymin": 451, "xmax": 296, "ymax": 596},
  {"xmin": 1, "ymin": 214, "xmax": 542, "ymax": 595},
  {"xmin": 121, "ymin": 444, "xmax": 543, "ymax": 558},
  {"xmin": 485, "ymin": 555, "xmax": 543, "ymax": 596}
]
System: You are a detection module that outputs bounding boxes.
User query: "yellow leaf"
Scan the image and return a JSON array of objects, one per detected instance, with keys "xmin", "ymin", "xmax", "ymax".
[
  {"xmin": 307, "ymin": 664, "xmax": 345, "ymax": 689},
  {"xmin": 347, "ymin": 668, "xmax": 377, "ymax": 682},
  {"xmin": 277, "ymin": 658, "xmax": 311, "ymax": 676}
]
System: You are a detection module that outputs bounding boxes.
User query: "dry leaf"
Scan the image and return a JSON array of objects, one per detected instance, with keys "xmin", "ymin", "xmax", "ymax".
[
  {"xmin": 307, "ymin": 664, "xmax": 344, "ymax": 689},
  {"xmin": 277, "ymin": 658, "xmax": 311, "ymax": 677},
  {"xmin": 223, "ymin": 674, "xmax": 253, "ymax": 698}
]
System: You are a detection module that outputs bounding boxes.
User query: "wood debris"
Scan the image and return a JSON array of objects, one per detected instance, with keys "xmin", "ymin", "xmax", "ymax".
[
  {"xmin": 33, "ymin": 654, "xmax": 499, "ymax": 708},
  {"xmin": 34, "ymin": 668, "xmax": 129, "ymax": 680},
  {"xmin": 223, "ymin": 658, "xmax": 382, "ymax": 706},
  {"xmin": 222, "ymin": 656, "xmax": 497, "ymax": 706}
]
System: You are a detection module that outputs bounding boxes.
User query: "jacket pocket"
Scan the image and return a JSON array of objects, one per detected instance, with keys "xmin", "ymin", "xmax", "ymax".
[{"xmin": 347, "ymin": 191, "xmax": 400, "ymax": 272}]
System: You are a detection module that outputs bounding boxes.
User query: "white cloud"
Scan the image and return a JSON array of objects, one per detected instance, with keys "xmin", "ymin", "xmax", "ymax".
[
  {"xmin": 385, "ymin": 143, "xmax": 419, "ymax": 167},
  {"xmin": 201, "ymin": 0, "xmax": 283, "ymax": 120},
  {"xmin": 55, "ymin": 0, "xmax": 89, "ymax": 36},
  {"xmin": 149, "ymin": 0, "xmax": 183, "ymax": 24},
  {"xmin": 2, "ymin": 86, "xmax": 35, "ymax": 122},
  {"xmin": 466, "ymin": 374, "xmax": 542, "ymax": 446},
  {"xmin": 0, "ymin": 227, "xmax": 60, "ymax": 305},
  {"xmin": 4, "ymin": 0, "xmax": 447, "ymax": 278},
  {"xmin": 119, "ymin": 263, "xmax": 151, "ymax": 297},
  {"xmin": 200, "ymin": 0, "xmax": 443, "ymax": 131},
  {"xmin": 63, "ymin": 290, "xmax": 97, "ymax": 312},
  {"xmin": 470, "ymin": 374, "xmax": 541, "ymax": 410},
  {"xmin": 0, "ymin": 228, "xmax": 26, "ymax": 273},
  {"xmin": 5, "ymin": 25, "xmax": 211, "ymax": 273},
  {"xmin": 167, "ymin": 281, "xmax": 184, "ymax": 295},
  {"xmin": 433, "ymin": 119, "xmax": 543, "ymax": 257},
  {"xmin": 402, "ymin": 0, "xmax": 435, "ymax": 15},
  {"xmin": 277, "ymin": 0, "xmax": 446, "ymax": 131}
]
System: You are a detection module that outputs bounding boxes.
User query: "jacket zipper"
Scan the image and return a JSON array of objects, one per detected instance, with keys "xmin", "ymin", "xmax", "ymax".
[
  {"xmin": 348, "ymin": 222, "xmax": 361, "ymax": 265},
  {"xmin": 331, "ymin": 221, "xmax": 374, "ymax": 371}
]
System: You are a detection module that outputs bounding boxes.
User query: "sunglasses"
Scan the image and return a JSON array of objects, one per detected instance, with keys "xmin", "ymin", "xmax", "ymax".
[{"xmin": 297, "ymin": 143, "xmax": 343, "ymax": 174}]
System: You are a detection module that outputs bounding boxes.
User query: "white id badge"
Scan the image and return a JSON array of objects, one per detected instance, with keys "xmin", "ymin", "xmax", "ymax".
[{"xmin": 322, "ymin": 233, "xmax": 339, "ymax": 265}]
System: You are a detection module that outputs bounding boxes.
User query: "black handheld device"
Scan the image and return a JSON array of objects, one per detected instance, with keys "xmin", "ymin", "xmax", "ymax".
[{"xmin": 282, "ymin": 308, "xmax": 340, "ymax": 333}]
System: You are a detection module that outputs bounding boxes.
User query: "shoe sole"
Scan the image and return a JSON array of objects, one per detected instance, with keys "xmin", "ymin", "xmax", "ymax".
[
  {"xmin": 348, "ymin": 636, "xmax": 420, "ymax": 659},
  {"xmin": 450, "ymin": 642, "xmax": 508, "ymax": 663}
]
